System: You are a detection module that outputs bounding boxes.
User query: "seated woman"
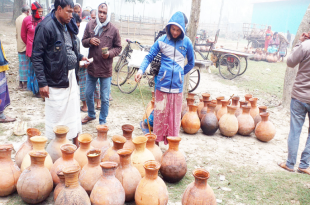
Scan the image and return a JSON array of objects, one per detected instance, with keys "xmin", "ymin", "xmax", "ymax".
[{"xmin": 267, "ymin": 32, "xmax": 280, "ymax": 54}]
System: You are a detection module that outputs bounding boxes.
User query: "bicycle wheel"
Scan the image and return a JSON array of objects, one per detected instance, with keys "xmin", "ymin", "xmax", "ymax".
[
  {"xmin": 238, "ymin": 57, "xmax": 248, "ymax": 76},
  {"xmin": 188, "ymin": 69, "xmax": 200, "ymax": 93},
  {"xmin": 117, "ymin": 63, "xmax": 138, "ymax": 94},
  {"xmin": 218, "ymin": 54, "xmax": 240, "ymax": 80},
  {"xmin": 112, "ymin": 54, "xmax": 126, "ymax": 86}
]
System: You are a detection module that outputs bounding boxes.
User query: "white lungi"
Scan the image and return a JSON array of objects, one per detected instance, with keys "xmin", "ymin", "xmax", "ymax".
[{"xmin": 45, "ymin": 70, "xmax": 82, "ymax": 140}]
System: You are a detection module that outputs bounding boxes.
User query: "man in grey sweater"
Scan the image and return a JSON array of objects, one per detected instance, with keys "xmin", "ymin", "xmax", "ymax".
[{"xmin": 278, "ymin": 32, "xmax": 310, "ymax": 175}]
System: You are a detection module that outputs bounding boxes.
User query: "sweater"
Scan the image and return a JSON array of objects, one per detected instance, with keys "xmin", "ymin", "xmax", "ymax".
[{"xmin": 15, "ymin": 13, "xmax": 27, "ymax": 53}]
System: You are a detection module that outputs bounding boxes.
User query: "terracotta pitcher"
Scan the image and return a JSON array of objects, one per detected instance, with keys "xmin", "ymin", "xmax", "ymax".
[
  {"xmin": 254, "ymin": 106, "xmax": 267, "ymax": 127},
  {"xmin": 235, "ymin": 101, "xmax": 248, "ymax": 117},
  {"xmin": 231, "ymin": 96, "xmax": 240, "ymax": 107},
  {"xmin": 101, "ymin": 135, "xmax": 126, "ymax": 164},
  {"xmin": 255, "ymin": 112, "xmax": 276, "ymax": 142},
  {"xmin": 21, "ymin": 136, "xmax": 53, "ymax": 171},
  {"xmin": 214, "ymin": 96, "xmax": 225, "ymax": 114},
  {"xmin": 160, "ymin": 137, "xmax": 187, "ymax": 183},
  {"xmin": 79, "ymin": 149, "xmax": 103, "ymax": 195},
  {"xmin": 131, "ymin": 136, "xmax": 155, "ymax": 177},
  {"xmin": 55, "ymin": 165, "xmax": 91, "ymax": 205},
  {"xmin": 143, "ymin": 100, "xmax": 154, "ymax": 121},
  {"xmin": 116, "ymin": 149, "xmax": 141, "ymax": 202},
  {"xmin": 187, "ymin": 93, "xmax": 196, "ymax": 99},
  {"xmin": 201, "ymin": 103, "xmax": 219, "ymax": 135},
  {"xmin": 74, "ymin": 133, "xmax": 94, "ymax": 168},
  {"xmin": 237, "ymin": 105, "xmax": 255, "ymax": 136},
  {"xmin": 122, "ymin": 124, "xmax": 135, "ymax": 151},
  {"xmin": 199, "ymin": 100, "xmax": 211, "ymax": 120},
  {"xmin": 54, "ymin": 171, "xmax": 65, "ymax": 201},
  {"xmin": 244, "ymin": 94, "xmax": 252, "ymax": 106},
  {"xmin": 17, "ymin": 151, "xmax": 53, "ymax": 204},
  {"xmin": 181, "ymin": 98, "xmax": 195, "ymax": 119},
  {"xmin": 50, "ymin": 144, "xmax": 80, "ymax": 185},
  {"xmin": 46, "ymin": 125, "xmax": 71, "ymax": 163},
  {"xmin": 249, "ymin": 97, "xmax": 259, "ymax": 119},
  {"xmin": 219, "ymin": 105, "xmax": 238, "ymax": 137},
  {"xmin": 135, "ymin": 160, "xmax": 169, "ymax": 205},
  {"xmin": 91, "ymin": 125, "xmax": 110, "ymax": 158},
  {"xmin": 182, "ymin": 105, "xmax": 201, "ymax": 134},
  {"xmin": 146, "ymin": 91, "xmax": 155, "ymax": 109},
  {"xmin": 197, "ymin": 98, "xmax": 203, "ymax": 116},
  {"xmin": 146, "ymin": 133, "xmax": 162, "ymax": 163},
  {"xmin": 217, "ymin": 100, "xmax": 230, "ymax": 121},
  {"xmin": 182, "ymin": 168, "xmax": 216, "ymax": 205},
  {"xmin": 0, "ymin": 144, "xmax": 21, "ymax": 196},
  {"xmin": 15, "ymin": 128, "xmax": 41, "ymax": 168},
  {"xmin": 90, "ymin": 162, "xmax": 125, "ymax": 205}
]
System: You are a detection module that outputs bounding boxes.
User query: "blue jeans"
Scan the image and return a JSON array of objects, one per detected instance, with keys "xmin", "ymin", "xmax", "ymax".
[
  {"xmin": 86, "ymin": 74, "xmax": 111, "ymax": 124},
  {"xmin": 286, "ymin": 98, "xmax": 310, "ymax": 169}
]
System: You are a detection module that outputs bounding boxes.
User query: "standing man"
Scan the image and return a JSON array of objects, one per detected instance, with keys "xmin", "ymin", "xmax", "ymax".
[
  {"xmin": 16, "ymin": 5, "xmax": 30, "ymax": 90},
  {"xmin": 32, "ymin": 0, "xmax": 87, "ymax": 145},
  {"xmin": 278, "ymin": 32, "xmax": 310, "ymax": 175},
  {"xmin": 90, "ymin": 9, "xmax": 96, "ymax": 20},
  {"xmin": 81, "ymin": 3, "xmax": 122, "ymax": 125}
]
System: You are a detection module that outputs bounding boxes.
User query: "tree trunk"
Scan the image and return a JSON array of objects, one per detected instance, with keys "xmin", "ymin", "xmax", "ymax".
[
  {"xmin": 281, "ymin": 3, "xmax": 310, "ymax": 108},
  {"xmin": 182, "ymin": 0, "xmax": 201, "ymax": 101},
  {"xmin": 76, "ymin": 0, "xmax": 83, "ymax": 7},
  {"xmin": 217, "ymin": 0, "xmax": 224, "ymax": 30},
  {"xmin": 12, "ymin": 0, "xmax": 26, "ymax": 24}
]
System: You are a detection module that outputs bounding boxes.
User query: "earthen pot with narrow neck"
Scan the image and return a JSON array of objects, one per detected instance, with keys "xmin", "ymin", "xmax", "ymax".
[
  {"xmin": 143, "ymin": 100, "xmax": 154, "ymax": 122},
  {"xmin": 17, "ymin": 151, "xmax": 53, "ymax": 204},
  {"xmin": 182, "ymin": 105, "xmax": 201, "ymax": 134},
  {"xmin": 0, "ymin": 144, "xmax": 21, "ymax": 197},
  {"xmin": 232, "ymin": 96, "xmax": 240, "ymax": 107},
  {"xmin": 54, "ymin": 171, "xmax": 65, "ymax": 201},
  {"xmin": 135, "ymin": 160, "xmax": 168, "ymax": 205},
  {"xmin": 91, "ymin": 125, "xmax": 110, "ymax": 158},
  {"xmin": 90, "ymin": 162, "xmax": 125, "ymax": 205},
  {"xmin": 255, "ymin": 112, "xmax": 276, "ymax": 142},
  {"xmin": 187, "ymin": 93, "xmax": 196, "ymax": 99},
  {"xmin": 146, "ymin": 133, "xmax": 163, "ymax": 163},
  {"xmin": 79, "ymin": 149, "xmax": 103, "ymax": 195},
  {"xmin": 74, "ymin": 133, "xmax": 94, "ymax": 168},
  {"xmin": 181, "ymin": 97, "xmax": 195, "ymax": 119},
  {"xmin": 197, "ymin": 93, "xmax": 211, "ymax": 116},
  {"xmin": 215, "ymin": 96, "xmax": 225, "ymax": 114},
  {"xmin": 237, "ymin": 105, "xmax": 255, "ymax": 136},
  {"xmin": 101, "ymin": 135, "xmax": 126, "ymax": 164},
  {"xmin": 235, "ymin": 101, "xmax": 248, "ymax": 117},
  {"xmin": 15, "ymin": 128, "xmax": 41, "ymax": 168},
  {"xmin": 244, "ymin": 94, "xmax": 253, "ymax": 106},
  {"xmin": 201, "ymin": 103, "xmax": 219, "ymax": 135},
  {"xmin": 21, "ymin": 136, "xmax": 53, "ymax": 172},
  {"xmin": 199, "ymin": 100, "xmax": 211, "ymax": 120},
  {"xmin": 249, "ymin": 97, "xmax": 259, "ymax": 119},
  {"xmin": 55, "ymin": 165, "xmax": 91, "ymax": 205},
  {"xmin": 122, "ymin": 124, "xmax": 135, "ymax": 151},
  {"xmin": 219, "ymin": 105, "xmax": 238, "ymax": 137},
  {"xmin": 46, "ymin": 125, "xmax": 71, "ymax": 163},
  {"xmin": 160, "ymin": 137, "xmax": 187, "ymax": 183},
  {"xmin": 146, "ymin": 91, "xmax": 155, "ymax": 109},
  {"xmin": 254, "ymin": 106, "xmax": 267, "ymax": 127},
  {"xmin": 116, "ymin": 149, "xmax": 141, "ymax": 202},
  {"xmin": 182, "ymin": 169, "xmax": 216, "ymax": 205},
  {"xmin": 217, "ymin": 100, "xmax": 230, "ymax": 121},
  {"xmin": 50, "ymin": 144, "xmax": 80, "ymax": 185}
]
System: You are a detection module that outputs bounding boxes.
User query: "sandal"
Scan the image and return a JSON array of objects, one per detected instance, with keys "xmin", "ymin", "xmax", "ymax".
[
  {"xmin": 0, "ymin": 116, "xmax": 16, "ymax": 123},
  {"xmin": 82, "ymin": 116, "xmax": 96, "ymax": 125},
  {"xmin": 80, "ymin": 107, "xmax": 88, "ymax": 113},
  {"xmin": 277, "ymin": 162, "xmax": 295, "ymax": 172},
  {"xmin": 297, "ymin": 167, "xmax": 310, "ymax": 175}
]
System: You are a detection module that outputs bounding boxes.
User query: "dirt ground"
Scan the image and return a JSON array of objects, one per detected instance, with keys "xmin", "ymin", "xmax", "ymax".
[{"xmin": 0, "ymin": 19, "xmax": 309, "ymax": 204}]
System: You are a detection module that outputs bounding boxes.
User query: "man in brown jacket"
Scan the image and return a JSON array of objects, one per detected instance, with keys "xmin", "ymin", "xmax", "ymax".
[
  {"xmin": 81, "ymin": 3, "xmax": 122, "ymax": 125},
  {"xmin": 278, "ymin": 32, "xmax": 310, "ymax": 175}
]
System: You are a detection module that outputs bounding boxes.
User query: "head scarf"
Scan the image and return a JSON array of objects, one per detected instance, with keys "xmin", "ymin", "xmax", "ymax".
[
  {"xmin": 31, "ymin": 1, "xmax": 42, "ymax": 20},
  {"xmin": 94, "ymin": 3, "xmax": 110, "ymax": 36},
  {"xmin": 74, "ymin": 3, "xmax": 82, "ymax": 18}
]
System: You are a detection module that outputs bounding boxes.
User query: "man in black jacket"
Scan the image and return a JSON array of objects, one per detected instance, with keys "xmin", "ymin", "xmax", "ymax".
[{"xmin": 32, "ymin": 0, "xmax": 87, "ymax": 146}]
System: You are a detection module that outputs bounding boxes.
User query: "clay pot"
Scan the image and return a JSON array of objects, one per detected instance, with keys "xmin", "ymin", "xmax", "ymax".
[
  {"xmin": 199, "ymin": 100, "xmax": 211, "ymax": 120},
  {"xmin": 187, "ymin": 93, "xmax": 196, "ymax": 99},
  {"xmin": 244, "ymin": 94, "xmax": 252, "ymax": 106},
  {"xmin": 231, "ymin": 96, "xmax": 240, "ymax": 107},
  {"xmin": 215, "ymin": 96, "xmax": 225, "ymax": 114},
  {"xmin": 122, "ymin": 124, "xmax": 135, "ymax": 151},
  {"xmin": 237, "ymin": 105, "xmax": 255, "ymax": 136},
  {"xmin": 101, "ymin": 135, "xmax": 126, "ymax": 164},
  {"xmin": 197, "ymin": 98, "xmax": 204, "ymax": 116},
  {"xmin": 46, "ymin": 125, "xmax": 71, "ymax": 163},
  {"xmin": 135, "ymin": 160, "xmax": 169, "ymax": 205},
  {"xmin": 79, "ymin": 149, "xmax": 103, "ymax": 195},
  {"xmin": 249, "ymin": 97, "xmax": 259, "ymax": 119},
  {"xmin": 15, "ymin": 128, "xmax": 41, "ymax": 168},
  {"xmin": 254, "ymin": 106, "xmax": 268, "ymax": 127},
  {"xmin": 182, "ymin": 168, "xmax": 216, "ymax": 205},
  {"xmin": 21, "ymin": 136, "xmax": 53, "ymax": 171},
  {"xmin": 116, "ymin": 149, "xmax": 141, "ymax": 202},
  {"xmin": 50, "ymin": 144, "xmax": 80, "ymax": 185},
  {"xmin": 17, "ymin": 151, "xmax": 53, "ymax": 204},
  {"xmin": 91, "ymin": 125, "xmax": 110, "ymax": 158},
  {"xmin": 235, "ymin": 101, "xmax": 248, "ymax": 117},
  {"xmin": 0, "ymin": 144, "xmax": 21, "ymax": 196},
  {"xmin": 55, "ymin": 165, "xmax": 91, "ymax": 205},
  {"xmin": 201, "ymin": 103, "xmax": 219, "ymax": 135},
  {"xmin": 181, "ymin": 98, "xmax": 195, "ymax": 119},
  {"xmin": 146, "ymin": 133, "xmax": 163, "ymax": 163},
  {"xmin": 255, "ymin": 112, "xmax": 276, "ymax": 142},
  {"xmin": 146, "ymin": 91, "xmax": 155, "ymax": 109},
  {"xmin": 219, "ymin": 105, "xmax": 238, "ymax": 137},
  {"xmin": 198, "ymin": 93, "xmax": 211, "ymax": 116},
  {"xmin": 143, "ymin": 100, "xmax": 154, "ymax": 121},
  {"xmin": 160, "ymin": 137, "xmax": 187, "ymax": 183},
  {"xmin": 54, "ymin": 171, "xmax": 65, "ymax": 201},
  {"xmin": 217, "ymin": 100, "xmax": 230, "ymax": 121},
  {"xmin": 90, "ymin": 162, "xmax": 125, "ymax": 205},
  {"xmin": 74, "ymin": 133, "xmax": 94, "ymax": 168},
  {"xmin": 182, "ymin": 105, "xmax": 201, "ymax": 134}
]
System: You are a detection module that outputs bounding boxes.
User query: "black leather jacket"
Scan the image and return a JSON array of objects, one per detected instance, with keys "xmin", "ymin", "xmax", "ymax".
[{"xmin": 32, "ymin": 11, "xmax": 83, "ymax": 88}]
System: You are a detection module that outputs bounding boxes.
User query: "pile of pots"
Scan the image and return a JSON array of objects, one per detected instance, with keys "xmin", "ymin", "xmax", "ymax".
[{"xmin": 249, "ymin": 48, "xmax": 278, "ymax": 63}]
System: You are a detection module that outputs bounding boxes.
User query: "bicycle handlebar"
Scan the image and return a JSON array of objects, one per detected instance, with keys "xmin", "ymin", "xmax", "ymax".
[{"xmin": 126, "ymin": 39, "xmax": 144, "ymax": 49}]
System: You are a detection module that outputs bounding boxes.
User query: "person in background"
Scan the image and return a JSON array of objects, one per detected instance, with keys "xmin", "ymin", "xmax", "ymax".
[
  {"xmin": 267, "ymin": 32, "xmax": 280, "ymax": 54},
  {"xmin": 265, "ymin": 26, "xmax": 273, "ymax": 51},
  {"xmin": 81, "ymin": 10, "xmax": 90, "ymax": 20},
  {"xmin": 135, "ymin": 11, "xmax": 195, "ymax": 145},
  {"xmin": 21, "ymin": 1, "xmax": 44, "ymax": 98},
  {"xmin": 90, "ymin": 9, "xmax": 96, "ymax": 20},
  {"xmin": 278, "ymin": 31, "xmax": 310, "ymax": 175},
  {"xmin": 278, "ymin": 39, "xmax": 288, "ymax": 62},
  {"xmin": 0, "ymin": 40, "xmax": 16, "ymax": 123},
  {"xmin": 74, "ymin": 3, "xmax": 82, "ymax": 17},
  {"xmin": 81, "ymin": 3, "xmax": 122, "ymax": 125},
  {"xmin": 287, "ymin": 30, "xmax": 292, "ymax": 47},
  {"xmin": 16, "ymin": 5, "xmax": 30, "ymax": 90}
]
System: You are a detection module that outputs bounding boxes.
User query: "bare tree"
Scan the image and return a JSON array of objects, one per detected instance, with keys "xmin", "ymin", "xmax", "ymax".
[
  {"xmin": 282, "ymin": 4, "xmax": 310, "ymax": 108},
  {"xmin": 12, "ymin": 0, "xmax": 26, "ymax": 23}
]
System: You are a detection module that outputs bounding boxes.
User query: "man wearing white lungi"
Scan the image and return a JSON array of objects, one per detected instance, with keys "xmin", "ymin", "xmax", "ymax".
[{"xmin": 32, "ymin": 0, "xmax": 88, "ymax": 145}]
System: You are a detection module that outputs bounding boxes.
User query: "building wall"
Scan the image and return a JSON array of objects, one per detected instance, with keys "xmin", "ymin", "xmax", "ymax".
[{"xmin": 251, "ymin": 0, "xmax": 309, "ymax": 34}]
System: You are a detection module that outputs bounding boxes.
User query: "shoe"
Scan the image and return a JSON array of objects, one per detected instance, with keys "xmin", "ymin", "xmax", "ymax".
[
  {"xmin": 297, "ymin": 167, "xmax": 310, "ymax": 175},
  {"xmin": 81, "ymin": 116, "xmax": 96, "ymax": 125},
  {"xmin": 277, "ymin": 162, "xmax": 295, "ymax": 172}
]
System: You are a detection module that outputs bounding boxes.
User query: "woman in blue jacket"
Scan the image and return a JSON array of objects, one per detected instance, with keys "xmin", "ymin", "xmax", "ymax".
[{"xmin": 135, "ymin": 11, "xmax": 195, "ymax": 144}]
